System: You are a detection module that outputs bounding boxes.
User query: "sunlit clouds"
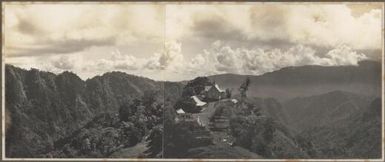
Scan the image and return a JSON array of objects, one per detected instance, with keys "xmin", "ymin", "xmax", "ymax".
[{"xmin": 3, "ymin": 3, "xmax": 383, "ymax": 81}]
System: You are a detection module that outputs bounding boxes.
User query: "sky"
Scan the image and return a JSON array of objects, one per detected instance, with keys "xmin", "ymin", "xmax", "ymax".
[{"xmin": 3, "ymin": 2, "xmax": 383, "ymax": 81}]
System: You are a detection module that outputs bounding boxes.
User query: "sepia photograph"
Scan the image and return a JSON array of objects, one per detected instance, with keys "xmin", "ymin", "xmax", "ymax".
[{"xmin": 1, "ymin": 1, "xmax": 384, "ymax": 161}]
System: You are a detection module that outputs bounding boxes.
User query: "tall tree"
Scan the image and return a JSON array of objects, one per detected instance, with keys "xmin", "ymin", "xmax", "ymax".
[
  {"xmin": 239, "ymin": 77, "xmax": 251, "ymax": 100},
  {"xmin": 145, "ymin": 125, "xmax": 163, "ymax": 158}
]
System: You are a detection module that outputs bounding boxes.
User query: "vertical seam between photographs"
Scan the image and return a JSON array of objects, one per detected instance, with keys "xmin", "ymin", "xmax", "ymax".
[
  {"xmin": 380, "ymin": 3, "xmax": 384, "ymax": 160},
  {"xmin": 162, "ymin": 3, "xmax": 166, "ymax": 159},
  {"xmin": 1, "ymin": 1, "xmax": 5, "ymax": 160}
]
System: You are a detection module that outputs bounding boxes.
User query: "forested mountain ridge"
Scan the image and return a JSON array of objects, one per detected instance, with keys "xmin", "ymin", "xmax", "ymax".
[
  {"xmin": 298, "ymin": 98, "xmax": 382, "ymax": 158},
  {"xmin": 5, "ymin": 65, "xmax": 179, "ymax": 157},
  {"xmin": 284, "ymin": 90, "xmax": 375, "ymax": 131},
  {"xmin": 4, "ymin": 60, "xmax": 382, "ymax": 159}
]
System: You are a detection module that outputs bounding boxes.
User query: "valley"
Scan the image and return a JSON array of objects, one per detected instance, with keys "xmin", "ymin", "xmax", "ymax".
[{"xmin": 4, "ymin": 60, "xmax": 382, "ymax": 159}]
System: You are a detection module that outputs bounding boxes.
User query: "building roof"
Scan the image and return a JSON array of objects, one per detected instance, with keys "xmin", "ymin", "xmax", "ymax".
[
  {"xmin": 191, "ymin": 95, "xmax": 207, "ymax": 106},
  {"xmin": 214, "ymin": 84, "xmax": 225, "ymax": 92},
  {"xmin": 204, "ymin": 86, "xmax": 212, "ymax": 91},
  {"xmin": 176, "ymin": 108, "xmax": 185, "ymax": 114}
]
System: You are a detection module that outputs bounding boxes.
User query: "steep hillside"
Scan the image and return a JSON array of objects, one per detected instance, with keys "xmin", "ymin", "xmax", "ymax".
[
  {"xmin": 284, "ymin": 90, "xmax": 373, "ymax": 132},
  {"xmin": 163, "ymin": 81, "xmax": 185, "ymax": 104},
  {"xmin": 5, "ymin": 61, "xmax": 381, "ymax": 159},
  {"xmin": 209, "ymin": 60, "xmax": 381, "ymax": 101},
  {"xmin": 299, "ymin": 98, "xmax": 382, "ymax": 158},
  {"xmin": 163, "ymin": 75, "xmax": 311, "ymax": 158},
  {"xmin": 6, "ymin": 66, "xmax": 91, "ymax": 157},
  {"xmin": 46, "ymin": 87, "xmax": 164, "ymax": 158},
  {"xmin": 247, "ymin": 97, "xmax": 290, "ymax": 126},
  {"xmin": 5, "ymin": 65, "xmax": 181, "ymax": 158},
  {"xmin": 224, "ymin": 98, "xmax": 310, "ymax": 158}
]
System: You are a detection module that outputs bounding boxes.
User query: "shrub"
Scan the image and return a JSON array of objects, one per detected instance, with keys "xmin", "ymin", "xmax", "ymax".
[
  {"xmin": 230, "ymin": 115, "xmax": 275, "ymax": 157},
  {"xmin": 145, "ymin": 125, "xmax": 163, "ymax": 157}
]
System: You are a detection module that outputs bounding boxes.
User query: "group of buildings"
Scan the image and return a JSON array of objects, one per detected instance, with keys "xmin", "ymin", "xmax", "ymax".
[
  {"xmin": 174, "ymin": 83, "xmax": 235, "ymax": 128},
  {"xmin": 176, "ymin": 83, "xmax": 228, "ymax": 114}
]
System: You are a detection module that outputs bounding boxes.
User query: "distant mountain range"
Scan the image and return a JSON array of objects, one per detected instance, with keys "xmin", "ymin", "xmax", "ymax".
[
  {"xmin": 209, "ymin": 60, "xmax": 381, "ymax": 101},
  {"xmin": 285, "ymin": 90, "xmax": 374, "ymax": 131},
  {"xmin": 246, "ymin": 91, "xmax": 381, "ymax": 158},
  {"xmin": 4, "ymin": 60, "xmax": 382, "ymax": 158}
]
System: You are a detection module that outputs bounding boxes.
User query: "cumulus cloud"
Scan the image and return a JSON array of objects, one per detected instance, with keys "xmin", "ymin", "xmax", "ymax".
[
  {"xmin": 12, "ymin": 40, "xmax": 370, "ymax": 81},
  {"xmin": 3, "ymin": 3, "xmax": 381, "ymax": 81},
  {"xmin": 144, "ymin": 41, "xmax": 184, "ymax": 70},
  {"xmin": 184, "ymin": 41, "xmax": 368, "ymax": 77},
  {"xmin": 4, "ymin": 3, "xmax": 164, "ymax": 57},
  {"xmin": 27, "ymin": 41, "xmax": 184, "ymax": 80},
  {"xmin": 51, "ymin": 56, "xmax": 77, "ymax": 70},
  {"xmin": 166, "ymin": 4, "xmax": 382, "ymax": 51}
]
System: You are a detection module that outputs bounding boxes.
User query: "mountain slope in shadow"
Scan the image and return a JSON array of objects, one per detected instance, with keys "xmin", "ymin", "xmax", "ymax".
[
  {"xmin": 5, "ymin": 65, "xmax": 178, "ymax": 158},
  {"xmin": 209, "ymin": 60, "xmax": 381, "ymax": 101},
  {"xmin": 299, "ymin": 98, "xmax": 381, "ymax": 158}
]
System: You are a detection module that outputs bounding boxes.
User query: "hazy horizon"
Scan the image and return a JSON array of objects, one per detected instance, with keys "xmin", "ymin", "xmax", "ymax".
[{"xmin": 5, "ymin": 59, "xmax": 380, "ymax": 82}]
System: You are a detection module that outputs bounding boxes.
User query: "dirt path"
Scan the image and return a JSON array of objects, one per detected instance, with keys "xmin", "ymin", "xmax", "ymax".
[
  {"xmin": 192, "ymin": 102, "xmax": 217, "ymax": 127},
  {"xmin": 193, "ymin": 99, "xmax": 234, "ymax": 126},
  {"xmin": 193, "ymin": 99, "xmax": 235, "ymax": 147}
]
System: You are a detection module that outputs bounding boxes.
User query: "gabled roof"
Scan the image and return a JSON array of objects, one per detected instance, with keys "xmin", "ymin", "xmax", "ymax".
[
  {"xmin": 214, "ymin": 84, "xmax": 225, "ymax": 93},
  {"xmin": 204, "ymin": 86, "xmax": 212, "ymax": 91},
  {"xmin": 176, "ymin": 108, "xmax": 185, "ymax": 114},
  {"xmin": 191, "ymin": 95, "xmax": 207, "ymax": 106}
]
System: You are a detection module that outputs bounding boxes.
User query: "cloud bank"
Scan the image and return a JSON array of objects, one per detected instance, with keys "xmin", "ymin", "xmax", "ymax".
[
  {"xmin": 4, "ymin": 4, "xmax": 164, "ymax": 57},
  {"xmin": 22, "ymin": 41, "xmax": 367, "ymax": 81},
  {"xmin": 4, "ymin": 3, "xmax": 382, "ymax": 81},
  {"xmin": 166, "ymin": 4, "xmax": 382, "ymax": 51}
]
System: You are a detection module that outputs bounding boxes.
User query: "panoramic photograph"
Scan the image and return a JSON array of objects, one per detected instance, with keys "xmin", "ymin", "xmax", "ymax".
[{"xmin": 2, "ymin": 2, "xmax": 383, "ymax": 160}]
